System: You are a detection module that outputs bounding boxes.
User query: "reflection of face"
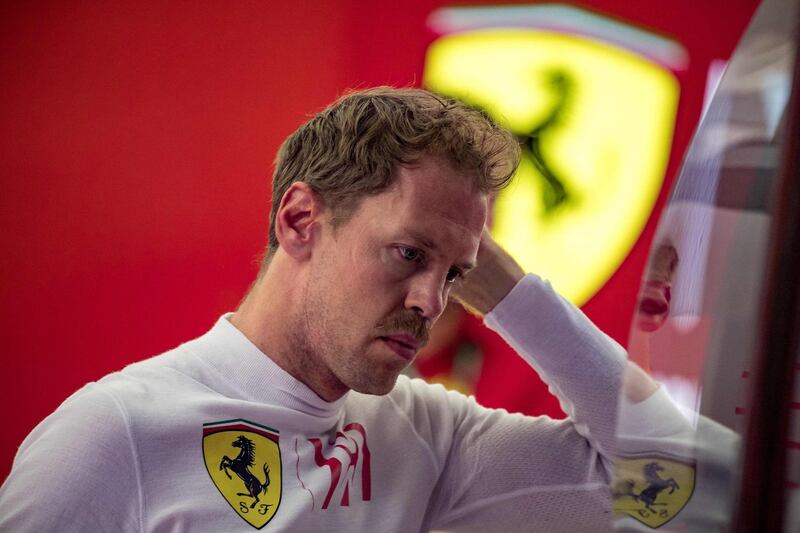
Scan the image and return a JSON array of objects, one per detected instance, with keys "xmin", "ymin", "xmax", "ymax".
[
  {"xmin": 636, "ymin": 243, "xmax": 678, "ymax": 332},
  {"xmin": 295, "ymin": 156, "xmax": 487, "ymax": 396}
]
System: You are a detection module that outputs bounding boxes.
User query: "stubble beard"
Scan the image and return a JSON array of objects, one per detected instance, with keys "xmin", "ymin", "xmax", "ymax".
[{"xmin": 297, "ymin": 272, "xmax": 400, "ymax": 398}]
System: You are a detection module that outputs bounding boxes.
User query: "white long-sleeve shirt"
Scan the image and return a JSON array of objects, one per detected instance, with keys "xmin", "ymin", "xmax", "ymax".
[{"xmin": 0, "ymin": 275, "xmax": 630, "ymax": 532}]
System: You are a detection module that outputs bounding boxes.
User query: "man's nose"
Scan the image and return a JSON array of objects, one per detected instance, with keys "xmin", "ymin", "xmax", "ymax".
[{"xmin": 404, "ymin": 273, "xmax": 446, "ymax": 321}]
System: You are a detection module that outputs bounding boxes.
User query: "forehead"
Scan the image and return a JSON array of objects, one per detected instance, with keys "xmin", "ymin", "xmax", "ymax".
[{"xmin": 355, "ymin": 156, "xmax": 487, "ymax": 250}]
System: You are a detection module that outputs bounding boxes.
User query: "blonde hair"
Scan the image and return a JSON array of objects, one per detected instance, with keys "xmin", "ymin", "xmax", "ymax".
[{"xmin": 265, "ymin": 87, "xmax": 519, "ymax": 260}]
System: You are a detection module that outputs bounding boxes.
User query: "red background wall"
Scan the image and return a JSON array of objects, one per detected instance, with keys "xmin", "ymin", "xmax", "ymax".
[{"xmin": 0, "ymin": 0, "xmax": 759, "ymax": 482}]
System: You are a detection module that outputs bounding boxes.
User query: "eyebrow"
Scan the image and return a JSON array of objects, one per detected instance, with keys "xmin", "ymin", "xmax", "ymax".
[
  {"xmin": 403, "ymin": 228, "xmax": 477, "ymax": 272},
  {"xmin": 405, "ymin": 229, "xmax": 437, "ymax": 250}
]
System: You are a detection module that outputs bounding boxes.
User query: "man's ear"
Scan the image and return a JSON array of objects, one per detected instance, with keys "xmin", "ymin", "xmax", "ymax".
[{"xmin": 274, "ymin": 182, "xmax": 325, "ymax": 261}]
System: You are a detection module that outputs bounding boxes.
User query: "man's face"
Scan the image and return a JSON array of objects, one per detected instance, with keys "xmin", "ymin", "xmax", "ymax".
[{"xmin": 296, "ymin": 156, "xmax": 488, "ymax": 397}]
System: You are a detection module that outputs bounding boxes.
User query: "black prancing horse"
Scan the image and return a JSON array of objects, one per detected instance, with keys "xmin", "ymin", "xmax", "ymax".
[
  {"xmin": 520, "ymin": 69, "xmax": 575, "ymax": 214},
  {"xmin": 219, "ymin": 435, "xmax": 271, "ymax": 509}
]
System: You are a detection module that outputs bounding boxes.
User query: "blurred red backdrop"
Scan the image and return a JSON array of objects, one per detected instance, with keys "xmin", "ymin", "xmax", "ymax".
[{"xmin": 0, "ymin": 0, "xmax": 759, "ymax": 481}]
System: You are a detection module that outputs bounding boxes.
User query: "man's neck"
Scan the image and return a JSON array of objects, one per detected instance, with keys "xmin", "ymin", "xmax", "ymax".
[{"xmin": 229, "ymin": 264, "xmax": 349, "ymax": 403}]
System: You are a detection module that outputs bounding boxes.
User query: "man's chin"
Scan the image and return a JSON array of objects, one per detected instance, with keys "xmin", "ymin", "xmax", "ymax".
[{"xmin": 348, "ymin": 374, "xmax": 401, "ymax": 396}]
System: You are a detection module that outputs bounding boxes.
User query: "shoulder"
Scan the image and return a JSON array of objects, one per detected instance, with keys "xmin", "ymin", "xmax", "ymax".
[
  {"xmin": 386, "ymin": 374, "xmax": 477, "ymax": 417},
  {"xmin": 362, "ymin": 374, "xmax": 473, "ymax": 412},
  {"xmin": 87, "ymin": 339, "xmax": 211, "ymax": 410},
  {"xmin": 348, "ymin": 376, "xmax": 483, "ymax": 450},
  {"xmin": 0, "ymin": 382, "xmax": 141, "ymax": 530},
  {"xmin": 5, "ymin": 343, "xmax": 195, "ymax": 494},
  {"xmin": 14, "ymin": 381, "xmax": 136, "ymax": 466}
]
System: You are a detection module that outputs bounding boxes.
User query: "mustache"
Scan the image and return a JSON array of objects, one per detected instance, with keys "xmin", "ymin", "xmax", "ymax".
[{"xmin": 376, "ymin": 311, "xmax": 430, "ymax": 347}]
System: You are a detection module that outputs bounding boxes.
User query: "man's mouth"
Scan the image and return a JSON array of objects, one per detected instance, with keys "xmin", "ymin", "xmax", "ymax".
[{"xmin": 378, "ymin": 334, "xmax": 421, "ymax": 361}]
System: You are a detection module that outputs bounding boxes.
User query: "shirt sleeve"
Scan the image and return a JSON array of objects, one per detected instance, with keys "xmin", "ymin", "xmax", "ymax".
[
  {"xmin": 485, "ymin": 274, "xmax": 628, "ymax": 461},
  {"xmin": 0, "ymin": 383, "xmax": 142, "ymax": 532},
  {"xmin": 424, "ymin": 274, "xmax": 629, "ymax": 532}
]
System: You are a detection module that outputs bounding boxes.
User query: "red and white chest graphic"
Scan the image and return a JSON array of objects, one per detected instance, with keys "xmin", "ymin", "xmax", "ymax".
[{"xmin": 296, "ymin": 423, "xmax": 372, "ymax": 510}]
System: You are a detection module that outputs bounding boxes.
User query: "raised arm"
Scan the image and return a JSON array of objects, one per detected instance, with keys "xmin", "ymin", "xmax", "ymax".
[
  {"xmin": 424, "ymin": 230, "xmax": 671, "ymax": 531},
  {"xmin": 452, "ymin": 229, "xmax": 660, "ymax": 406}
]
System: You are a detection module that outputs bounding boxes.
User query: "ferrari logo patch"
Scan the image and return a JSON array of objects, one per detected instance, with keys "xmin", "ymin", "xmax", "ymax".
[
  {"xmin": 613, "ymin": 455, "xmax": 695, "ymax": 528},
  {"xmin": 203, "ymin": 419, "xmax": 282, "ymax": 529}
]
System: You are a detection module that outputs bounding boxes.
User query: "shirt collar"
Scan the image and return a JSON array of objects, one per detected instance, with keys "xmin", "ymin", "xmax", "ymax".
[{"xmin": 188, "ymin": 314, "xmax": 348, "ymax": 418}]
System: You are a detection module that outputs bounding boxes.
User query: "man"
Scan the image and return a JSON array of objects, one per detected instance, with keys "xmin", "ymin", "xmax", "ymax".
[{"xmin": 0, "ymin": 87, "xmax": 662, "ymax": 531}]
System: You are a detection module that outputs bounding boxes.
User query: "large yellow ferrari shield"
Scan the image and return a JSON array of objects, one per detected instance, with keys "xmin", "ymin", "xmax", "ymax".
[
  {"xmin": 613, "ymin": 455, "xmax": 696, "ymax": 528},
  {"xmin": 425, "ymin": 28, "xmax": 679, "ymax": 306},
  {"xmin": 202, "ymin": 419, "xmax": 282, "ymax": 529}
]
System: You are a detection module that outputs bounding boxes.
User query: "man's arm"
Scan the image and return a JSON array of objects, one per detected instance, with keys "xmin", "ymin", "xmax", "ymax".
[
  {"xmin": 422, "ymin": 230, "xmax": 679, "ymax": 531},
  {"xmin": 452, "ymin": 229, "xmax": 660, "ymax": 405}
]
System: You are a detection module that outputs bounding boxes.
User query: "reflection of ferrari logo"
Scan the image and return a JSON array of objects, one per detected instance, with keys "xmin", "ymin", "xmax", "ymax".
[
  {"xmin": 613, "ymin": 456, "xmax": 695, "ymax": 528},
  {"xmin": 203, "ymin": 419, "xmax": 282, "ymax": 529},
  {"xmin": 425, "ymin": 29, "xmax": 679, "ymax": 305}
]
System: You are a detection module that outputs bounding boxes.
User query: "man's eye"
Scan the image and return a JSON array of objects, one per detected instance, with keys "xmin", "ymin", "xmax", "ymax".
[
  {"xmin": 445, "ymin": 268, "xmax": 463, "ymax": 284},
  {"xmin": 398, "ymin": 246, "xmax": 423, "ymax": 263}
]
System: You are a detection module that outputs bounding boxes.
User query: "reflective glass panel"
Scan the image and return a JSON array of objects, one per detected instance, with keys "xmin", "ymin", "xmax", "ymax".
[{"xmin": 614, "ymin": 0, "xmax": 799, "ymax": 531}]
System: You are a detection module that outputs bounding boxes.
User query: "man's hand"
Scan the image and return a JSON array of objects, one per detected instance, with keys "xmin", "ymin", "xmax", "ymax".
[{"xmin": 451, "ymin": 228, "xmax": 525, "ymax": 316}]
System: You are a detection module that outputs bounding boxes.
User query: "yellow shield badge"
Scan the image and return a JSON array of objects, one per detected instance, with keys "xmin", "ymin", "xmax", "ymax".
[
  {"xmin": 203, "ymin": 419, "xmax": 282, "ymax": 529},
  {"xmin": 424, "ymin": 19, "xmax": 680, "ymax": 307},
  {"xmin": 613, "ymin": 455, "xmax": 696, "ymax": 528}
]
